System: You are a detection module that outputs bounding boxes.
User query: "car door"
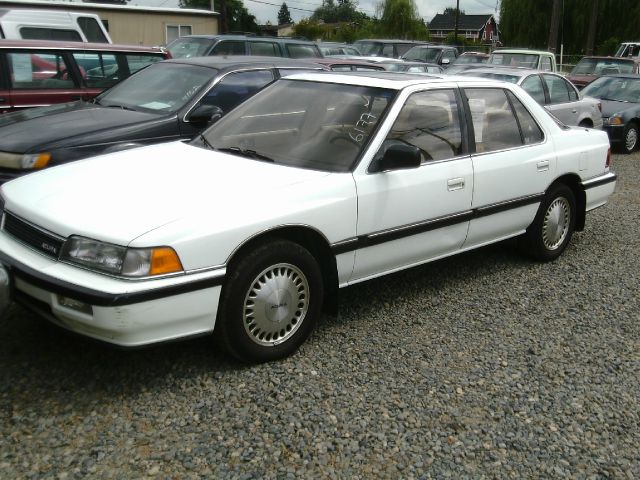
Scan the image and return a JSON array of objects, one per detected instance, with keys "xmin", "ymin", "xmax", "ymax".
[
  {"xmin": 350, "ymin": 88, "xmax": 473, "ymax": 282},
  {"xmin": 462, "ymin": 87, "xmax": 554, "ymax": 248},
  {"xmin": 180, "ymin": 68, "xmax": 276, "ymax": 139},
  {"xmin": 542, "ymin": 73, "xmax": 579, "ymax": 125},
  {"xmin": 6, "ymin": 50, "xmax": 84, "ymax": 109}
]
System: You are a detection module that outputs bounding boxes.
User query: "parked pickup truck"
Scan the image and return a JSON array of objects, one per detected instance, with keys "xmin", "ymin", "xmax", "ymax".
[{"xmin": 487, "ymin": 48, "xmax": 557, "ymax": 72}]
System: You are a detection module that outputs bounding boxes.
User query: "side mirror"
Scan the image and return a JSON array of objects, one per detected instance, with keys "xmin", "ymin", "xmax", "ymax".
[
  {"xmin": 373, "ymin": 143, "xmax": 422, "ymax": 172},
  {"xmin": 188, "ymin": 104, "xmax": 223, "ymax": 125},
  {"xmin": 441, "ymin": 58, "xmax": 451, "ymax": 65}
]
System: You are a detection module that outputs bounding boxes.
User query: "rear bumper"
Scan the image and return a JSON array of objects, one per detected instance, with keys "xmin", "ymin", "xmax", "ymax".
[{"xmin": 582, "ymin": 171, "xmax": 617, "ymax": 212}]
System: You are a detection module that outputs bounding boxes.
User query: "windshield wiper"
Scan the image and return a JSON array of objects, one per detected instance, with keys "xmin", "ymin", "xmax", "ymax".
[
  {"xmin": 105, "ymin": 104, "xmax": 137, "ymax": 111},
  {"xmin": 215, "ymin": 147, "xmax": 274, "ymax": 163},
  {"xmin": 198, "ymin": 133, "xmax": 214, "ymax": 150}
]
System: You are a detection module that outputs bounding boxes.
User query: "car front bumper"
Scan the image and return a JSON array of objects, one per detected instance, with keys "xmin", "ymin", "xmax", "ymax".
[
  {"xmin": 0, "ymin": 233, "xmax": 224, "ymax": 347},
  {"xmin": 603, "ymin": 124, "xmax": 625, "ymax": 146}
]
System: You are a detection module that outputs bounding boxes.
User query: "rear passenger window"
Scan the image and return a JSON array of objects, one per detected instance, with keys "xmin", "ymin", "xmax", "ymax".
[
  {"xmin": 249, "ymin": 42, "xmax": 278, "ymax": 56},
  {"xmin": 543, "ymin": 74, "xmax": 571, "ymax": 103},
  {"xmin": 465, "ymin": 88, "xmax": 522, "ymax": 152},
  {"xmin": 286, "ymin": 44, "xmax": 320, "ymax": 58},
  {"xmin": 520, "ymin": 74, "xmax": 545, "ymax": 104},
  {"xmin": 382, "ymin": 44, "xmax": 394, "ymax": 57},
  {"xmin": 506, "ymin": 91, "xmax": 544, "ymax": 145},
  {"xmin": 124, "ymin": 54, "xmax": 164, "ymax": 75},
  {"xmin": 73, "ymin": 52, "xmax": 117, "ymax": 87},
  {"xmin": 381, "ymin": 89, "xmax": 463, "ymax": 162},
  {"xmin": 212, "ymin": 41, "xmax": 245, "ymax": 55},
  {"xmin": 20, "ymin": 28, "xmax": 82, "ymax": 42},
  {"xmin": 8, "ymin": 52, "xmax": 75, "ymax": 89}
]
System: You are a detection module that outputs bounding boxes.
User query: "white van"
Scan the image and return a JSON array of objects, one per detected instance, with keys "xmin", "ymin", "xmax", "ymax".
[{"xmin": 0, "ymin": 9, "xmax": 112, "ymax": 43}]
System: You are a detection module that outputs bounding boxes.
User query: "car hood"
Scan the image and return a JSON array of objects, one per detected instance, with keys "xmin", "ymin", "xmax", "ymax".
[
  {"xmin": 0, "ymin": 102, "xmax": 158, "ymax": 153},
  {"xmin": 1, "ymin": 141, "xmax": 332, "ymax": 245},
  {"xmin": 599, "ymin": 99, "xmax": 639, "ymax": 117},
  {"xmin": 567, "ymin": 74, "xmax": 596, "ymax": 86}
]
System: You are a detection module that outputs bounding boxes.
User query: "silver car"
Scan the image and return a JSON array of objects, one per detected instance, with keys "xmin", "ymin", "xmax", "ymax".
[{"xmin": 457, "ymin": 67, "xmax": 603, "ymax": 129}]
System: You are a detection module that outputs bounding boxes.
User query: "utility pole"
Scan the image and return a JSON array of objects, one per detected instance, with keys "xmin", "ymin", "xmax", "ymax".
[
  {"xmin": 547, "ymin": 0, "xmax": 561, "ymax": 53},
  {"xmin": 586, "ymin": 0, "xmax": 598, "ymax": 55},
  {"xmin": 453, "ymin": 0, "xmax": 460, "ymax": 46}
]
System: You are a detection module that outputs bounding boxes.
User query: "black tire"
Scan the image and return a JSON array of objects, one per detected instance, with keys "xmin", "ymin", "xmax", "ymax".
[
  {"xmin": 216, "ymin": 239, "xmax": 323, "ymax": 363},
  {"xmin": 622, "ymin": 122, "xmax": 638, "ymax": 154},
  {"xmin": 519, "ymin": 184, "xmax": 576, "ymax": 262}
]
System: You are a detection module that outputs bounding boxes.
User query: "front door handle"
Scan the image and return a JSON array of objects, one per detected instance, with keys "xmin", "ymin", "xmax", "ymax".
[{"xmin": 447, "ymin": 177, "xmax": 465, "ymax": 191}]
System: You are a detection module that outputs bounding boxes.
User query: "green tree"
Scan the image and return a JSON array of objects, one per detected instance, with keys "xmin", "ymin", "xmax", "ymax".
[
  {"xmin": 311, "ymin": 0, "xmax": 367, "ymax": 24},
  {"xmin": 443, "ymin": 7, "xmax": 465, "ymax": 16},
  {"xmin": 180, "ymin": 0, "xmax": 259, "ymax": 34},
  {"xmin": 376, "ymin": 0, "xmax": 428, "ymax": 39},
  {"xmin": 278, "ymin": 2, "xmax": 293, "ymax": 25}
]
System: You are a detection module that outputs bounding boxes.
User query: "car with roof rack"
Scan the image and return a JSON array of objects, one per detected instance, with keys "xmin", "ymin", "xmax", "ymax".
[{"xmin": 0, "ymin": 71, "xmax": 616, "ymax": 362}]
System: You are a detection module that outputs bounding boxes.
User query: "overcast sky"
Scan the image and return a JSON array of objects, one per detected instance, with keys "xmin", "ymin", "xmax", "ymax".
[{"xmin": 128, "ymin": 0, "xmax": 500, "ymax": 26}]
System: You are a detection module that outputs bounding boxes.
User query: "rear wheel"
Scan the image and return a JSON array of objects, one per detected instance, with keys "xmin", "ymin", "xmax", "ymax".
[
  {"xmin": 519, "ymin": 184, "xmax": 576, "ymax": 262},
  {"xmin": 217, "ymin": 239, "xmax": 323, "ymax": 363}
]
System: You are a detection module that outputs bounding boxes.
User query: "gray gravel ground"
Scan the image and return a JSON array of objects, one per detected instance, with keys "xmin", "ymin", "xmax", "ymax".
[{"xmin": 0, "ymin": 152, "xmax": 638, "ymax": 479}]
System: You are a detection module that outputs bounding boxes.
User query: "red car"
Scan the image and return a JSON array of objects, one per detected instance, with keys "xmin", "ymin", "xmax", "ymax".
[{"xmin": 0, "ymin": 39, "xmax": 169, "ymax": 113}]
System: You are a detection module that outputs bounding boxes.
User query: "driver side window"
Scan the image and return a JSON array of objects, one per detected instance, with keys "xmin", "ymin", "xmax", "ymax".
[{"xmin": 381, "ymin": 89, "xmax": 463, "ymax": 163}]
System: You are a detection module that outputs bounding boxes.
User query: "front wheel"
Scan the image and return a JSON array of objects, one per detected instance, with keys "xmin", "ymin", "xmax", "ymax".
[
  {"xmin": 623, "ymin": 122, "xmax": 638, "ymax": 154},
  {"xmin": 217, "ymin": 239, "xmax": 323, "ymax": 363},
  {"xmin": 519, "ymin": 184, "xmax": 576, "ymax": 262}
]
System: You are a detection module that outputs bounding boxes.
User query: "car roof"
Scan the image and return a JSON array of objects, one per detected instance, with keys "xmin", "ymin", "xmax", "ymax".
[
  {"xmin": 578, "ymin": 56, "xmax": 638, "ymax": 62},
  {"xmin": 161, "ymin": 55, "xmax": 327, "ymax": 71},
  {"xmin": 592, "ymin": 73, "xmax": 640, "ymax": 80},
  {"xmin": 355, "ymin": 39, "xmax": 429, "ymax": 44},
  {"xmin": 491, "ymin": 49, "xmax": 553, "ymax": 55},
  {"xmin": 178, "ymin": 35, "xmax": 317, "ymax": 44},
  {"xmin": 460, "ymin": 66, "xmax": 543, "ymax": 77},
  {"xmin": 0, "ymin": 38, "xmax": 164, "ymax": 53},
  {"xmin": 283, "ymin": 70, "xmax": 504, "ymax": 89},
  {"xmin": 313, "ymin": 58, "xmax": 384, "ymax": 67}
]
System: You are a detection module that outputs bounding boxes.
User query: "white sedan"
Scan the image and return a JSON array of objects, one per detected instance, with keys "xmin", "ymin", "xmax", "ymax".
[{"xmin": 0, "ymin": 73, "xmax": 617, "ymax": 362}]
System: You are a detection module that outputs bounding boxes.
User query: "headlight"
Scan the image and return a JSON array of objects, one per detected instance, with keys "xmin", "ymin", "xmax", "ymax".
[
  {"xmin": 0, "ymin": 151, "xmax": 51, "ymax": 170},
  {"xmin": 60, "ymin": 236, "xmax": 183, "ymax": 277},
  {"xmin": 605, "ymin": 116, "xmax": 624, "ymax": 126}
]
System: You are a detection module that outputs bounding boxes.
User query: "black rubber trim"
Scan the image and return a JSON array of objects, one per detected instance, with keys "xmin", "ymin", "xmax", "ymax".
[
  {"xmin": 331, "ymin": 193, "xmax": 544, "ymax": 254},
  {"xmin": 582, "ymin": 173, "xmax": 617, "ymax": 190},
  {"xmin": 0, "ymin": 250, "xmax": 225, "ymax": 307}
]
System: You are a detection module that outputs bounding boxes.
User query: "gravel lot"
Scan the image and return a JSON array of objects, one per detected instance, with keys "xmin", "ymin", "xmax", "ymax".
[{"xmin": 0, "ymin": 152, "xmax": 638, "ymax": 479}]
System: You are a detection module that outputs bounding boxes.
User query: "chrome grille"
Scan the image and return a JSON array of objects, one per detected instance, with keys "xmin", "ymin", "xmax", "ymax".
[{"xmin": 3, "ymin": 212, "xmax": 64, "ymax": 259}]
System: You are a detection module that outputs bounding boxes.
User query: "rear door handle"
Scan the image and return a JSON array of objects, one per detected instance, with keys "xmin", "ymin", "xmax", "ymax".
[
  {"xmin": 447, "ymin": 177, "xmax": 465, "ymax": 191},
  {"xmin": 537, "ymin": 160, "xmax": 550, "ymax": 172},
  {"xmin": 0, "ymin": 97, "xmax": 5, "ymax": 103}
]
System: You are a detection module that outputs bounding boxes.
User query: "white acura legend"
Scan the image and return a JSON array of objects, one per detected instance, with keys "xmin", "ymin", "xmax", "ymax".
[{"xmin": 0, "ymin": 73, "xmax": 617, "ymax": 362}]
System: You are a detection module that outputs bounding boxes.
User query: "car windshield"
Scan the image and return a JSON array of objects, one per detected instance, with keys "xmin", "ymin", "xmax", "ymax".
[
  {"xmin": 97, "ymin": 63, "xmax": 215, "ymax": 113},
  {"xmin": 356, "ymin": 42, "xmax": 383, "ymax": 56},
  {"xmin": 167, "ymin": 37, "xmax": 213, "ymax": 58},
  {"xmin": 489, "ymin": 53, "xmax": 539, "ymax": 68},
  {"xmin": 581, "ymin": 76, "xmax": 640, "ymax": 103},
  {"xmin": 404, "ymin": 47, "xmax": 441, "ymax": 62},
  {"xmin": 454, "ymin": 55, "xmax": 487, "ymax": 64},
  {"xmin": 570, "ymin": 58, "xmax": 634, "ymax": 75},
  {"xmin": 200, "ymin": 79, "xmax": 396, "ymax": 172}
]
